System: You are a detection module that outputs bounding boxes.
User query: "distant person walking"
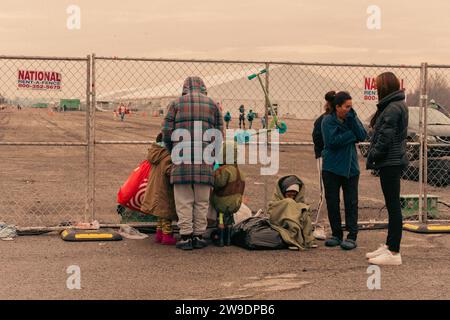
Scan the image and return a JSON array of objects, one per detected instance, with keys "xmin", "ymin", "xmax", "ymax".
[
  {"xmin": 238, "ymin": 105, "xmax": 246, "ymax": 129},
  {"xmin": 321, "ymin": 91, "xmax": 367, "ymax": 250},
  {"xmin": 366, "ymin": 72, "xmax": 408, "ymax": 266},
  {"xmin": 247, "ymin": 109, "xmax": 255, "ymax": 129},
  {"xmin": 162, "ymin": 76, "xmax": 223, "ymax": 251},
  {"xmin": 118, "ymin": 104, "xmax": 125, "ymax": 121},
  {"xmin": 261, "ymin": 116, "xmax": 266, "ymax": 129},
  {"xmin": 224, "ymin": 111, "xmax": 231, "ymax": 129}
]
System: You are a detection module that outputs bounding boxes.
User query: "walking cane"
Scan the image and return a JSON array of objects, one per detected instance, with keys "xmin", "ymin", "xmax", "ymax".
[{"xmin": 313, "ymin": 157, "xmax": 326, "ymax": 240}]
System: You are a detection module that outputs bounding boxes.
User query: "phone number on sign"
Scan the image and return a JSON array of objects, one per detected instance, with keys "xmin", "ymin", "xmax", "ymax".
[{"xmin": 18, "ymin": 83, "xmax": 61, "ymax": 90}]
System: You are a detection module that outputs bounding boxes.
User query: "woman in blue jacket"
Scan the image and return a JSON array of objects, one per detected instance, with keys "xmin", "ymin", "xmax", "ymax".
[{"xmin": 321, "ymin": 91, "xmax": 367, "ymax": 250}]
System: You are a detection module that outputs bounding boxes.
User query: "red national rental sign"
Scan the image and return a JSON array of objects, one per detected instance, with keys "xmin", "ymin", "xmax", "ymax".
[
  {"xmin": 364, "ymin": 77, "xmax": 404, "ymax": 101},
  {"xmin": 17, "ymin": 70, "xmax": 62, "ymax": 90}
]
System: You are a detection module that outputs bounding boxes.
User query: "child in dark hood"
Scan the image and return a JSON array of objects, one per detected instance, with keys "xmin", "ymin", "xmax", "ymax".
[
  {"xmin": 267, "ymin": 175, "xmax": 316, "ymax": 250},
  {"xmin": 280, "ymin": 175, "xmax": 302, "ymax": 200}
]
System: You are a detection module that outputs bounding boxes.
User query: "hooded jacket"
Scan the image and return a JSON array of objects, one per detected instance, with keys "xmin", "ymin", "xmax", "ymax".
[
  {"xmin": 140, "ymin": 143, "xmax": 177, "ymax": 220},
  {"xmin": 366, "ymin": 90, "xmax": 409, "ymax": 169},
  {"xmin": 267, "ymin": 175, "xmax": 315, "ymax": 250},
  {"xmin": 162, "ymin": 77, "xmax": 224, "ymax": 186},
  {"xmin": 321, "ymin": 109, "xmax": 367, "ymax": 177},
  {"xmin": 211, "ymin": 143, "xmax": 245, "ymax": 217},
  {"xmin": 312, "ymin": 113, "xmax": 326, "ymax": 159}
]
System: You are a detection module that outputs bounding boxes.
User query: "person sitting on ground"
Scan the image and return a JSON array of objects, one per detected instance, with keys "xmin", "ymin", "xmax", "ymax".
[
  {"xmin": 140, "ymin": 132, "xmax": 177, "ymax": 245},
  {"xmin": 267, "ymin": 175, "xmax": 316, "ymax": 250},
  {"xmin": 211, "ymin": 142, "xmax": 246, "ymax": 246},
  {"xmin": 224, "ymin": 111, "xmax": 231, "ymax": 129}
]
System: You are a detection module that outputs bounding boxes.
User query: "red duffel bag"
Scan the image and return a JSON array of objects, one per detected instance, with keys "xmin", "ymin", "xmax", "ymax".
[{"xmin": 117, "ymin": 160, "xmax": 151, "ymax": 212}]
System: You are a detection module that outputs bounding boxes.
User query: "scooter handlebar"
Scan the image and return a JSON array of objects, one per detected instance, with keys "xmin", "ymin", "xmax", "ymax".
[{"xmin": 247, "ymin": 69, "xmax": 267, "ymax": 80}]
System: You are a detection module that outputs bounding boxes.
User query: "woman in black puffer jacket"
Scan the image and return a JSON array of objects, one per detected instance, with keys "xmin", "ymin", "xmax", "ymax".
[{"xmin": 366, "ymin": 72, "xmax": 408, "ymax": 266}]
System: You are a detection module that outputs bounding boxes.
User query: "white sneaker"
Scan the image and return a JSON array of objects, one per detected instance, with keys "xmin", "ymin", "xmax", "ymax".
[
  {"xmin": 368, "ymin": 251, "xmax": 402, "ymax": 266},
  {"xmin": 366, "ymin": 244, "xmax": 388, "ymax": 259},
  {"xmin": 313, "ymin": 226, "xmax": 326, "ymax": 240}
]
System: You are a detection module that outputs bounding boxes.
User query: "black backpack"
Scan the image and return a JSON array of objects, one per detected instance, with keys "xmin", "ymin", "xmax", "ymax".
[{"xmin": 231, "ymin": 216, "xmax": 287, "ymax": 250}]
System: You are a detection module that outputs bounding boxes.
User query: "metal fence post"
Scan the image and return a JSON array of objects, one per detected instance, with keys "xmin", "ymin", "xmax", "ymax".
[
  {"xmin": 85, "ymin": 54, "xmax": 92, "ymax": 222},
  {"xmin": 264, "ymin": 62, "xmax": 270, "ymax": 208},
  {"xmin": 421, "ymin": 63, "xmax": 429, "ymax": 224},
  {"xmin": 87, "ymin": 54, "xmax": 96, "ymax": 221},
  {"xmin": 418, "ymin": 62, "xmax": 428, "ymax": 223}
]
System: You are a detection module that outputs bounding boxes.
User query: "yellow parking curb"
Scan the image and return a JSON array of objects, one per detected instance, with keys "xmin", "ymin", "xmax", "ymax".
[
  {"xmin": 403, "ymin": 223, "xmax": 450, "ymax": 234},
  {"xmin": 61, "ymin": 229, "xmax": 123, "ymax": 241}
]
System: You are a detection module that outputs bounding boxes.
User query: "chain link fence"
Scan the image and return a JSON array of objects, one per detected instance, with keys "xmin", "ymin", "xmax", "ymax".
[
  {"xmin": 0, "ymin": 55, "xmax": 448, "ymax": 228},
  {"xmin": 0, "ymin": 56, "xmax": 90, "ymax": 227},
  {"xmin": 422, "ymin": 65, "xmax": 450, "ymax": 219}
]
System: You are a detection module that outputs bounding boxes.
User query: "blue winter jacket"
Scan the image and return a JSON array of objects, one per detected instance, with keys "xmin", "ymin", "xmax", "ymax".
[{"xmin": 321, "ymin": 109, "xmax": 367, "ymax": 178}]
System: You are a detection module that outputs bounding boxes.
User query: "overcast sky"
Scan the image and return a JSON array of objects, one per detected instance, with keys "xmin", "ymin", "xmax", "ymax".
[{"xmin": 1, "ymin": 0, "xmax": 449, "ymax": 64}]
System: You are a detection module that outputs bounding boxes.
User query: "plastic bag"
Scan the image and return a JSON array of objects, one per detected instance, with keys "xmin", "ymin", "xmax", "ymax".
[
  {"xmin": 117, "ymin": 160, "xmax": 151, "ymax": 212},
  {"xmin": 234, "ymin": 203, "xmax": 253, "ymax": 225},
  {"xmin": 231, "ymin": 216, "xmax": 287, "ymax": 250},
  {"xmin": 118, "ymin": 225, "xmax": 149, "ymax": 240},
  {"xmin": 0, "ymin": 222, "xmax": 17, "ymax": 241}
]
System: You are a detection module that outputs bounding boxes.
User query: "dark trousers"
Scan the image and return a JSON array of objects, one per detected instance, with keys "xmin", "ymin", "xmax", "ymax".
[
  {"xmin": 379, "ymin": 166, "xmax": 403, "ymax": 252},
  {"xmin": 239, "ymin": 115, "xmax": 245, "ymax": 129},
  {"xmin": 322, "ymin": 171, "xmax": 359, "ymax": 241}
]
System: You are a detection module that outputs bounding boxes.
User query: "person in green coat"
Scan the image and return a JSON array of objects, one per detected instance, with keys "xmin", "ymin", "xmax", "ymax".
[{"xmin": 211, "ymin": 142, "xmax": 246, "ymax": 245}]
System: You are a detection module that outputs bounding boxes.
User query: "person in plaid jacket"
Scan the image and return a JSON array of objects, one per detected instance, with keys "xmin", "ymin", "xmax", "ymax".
[{"xmin": 162, "ymin": 76, "xmax": 224, "ymax": 250}]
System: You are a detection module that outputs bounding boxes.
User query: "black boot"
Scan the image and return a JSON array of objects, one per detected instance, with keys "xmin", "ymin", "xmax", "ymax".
[{"xmin": 224, "ymin": 225, "xmax": 233, "ymax": 246}]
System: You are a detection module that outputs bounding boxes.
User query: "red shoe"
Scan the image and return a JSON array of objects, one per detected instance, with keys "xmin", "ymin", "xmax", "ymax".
[
  {"xmin": 161, "ymin": 233, "xmax": 177, "ymax": 245},
  {"xmin": 155, "ymin": 229, "xmax": 163, "ymax": 243}
]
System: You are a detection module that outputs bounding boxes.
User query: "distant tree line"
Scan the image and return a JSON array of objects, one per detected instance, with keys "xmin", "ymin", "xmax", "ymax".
[{"xmin": 407, "ymin": 73, "xmax": 450, "ymax": 113}]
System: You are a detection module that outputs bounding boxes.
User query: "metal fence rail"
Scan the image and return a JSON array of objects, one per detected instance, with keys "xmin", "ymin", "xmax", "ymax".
[{"xmin": 0, "ymin": 55, "xmax": 448, "ymax": 228}]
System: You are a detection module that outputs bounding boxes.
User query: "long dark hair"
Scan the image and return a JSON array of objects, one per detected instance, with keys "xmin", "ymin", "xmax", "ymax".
[
  {"xmin": 330, "ymin": 91, "xmax": 352, "ymax": 113},
  {"xmin": 369, "ymin": 72, "xmax": 400, "ymax": 127},
  {"xmin": 324, "ymin": 91, "xmax": 336, "ymax": 115}
]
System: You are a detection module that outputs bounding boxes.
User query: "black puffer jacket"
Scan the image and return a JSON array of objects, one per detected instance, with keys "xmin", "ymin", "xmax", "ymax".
[
  {"xmin": 312, "ymin": 113, "xmax": 326, "ymax": 159},
  {"xmin": 366, "ymin": 90, "xmax": 409, "ymax": 169}
]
